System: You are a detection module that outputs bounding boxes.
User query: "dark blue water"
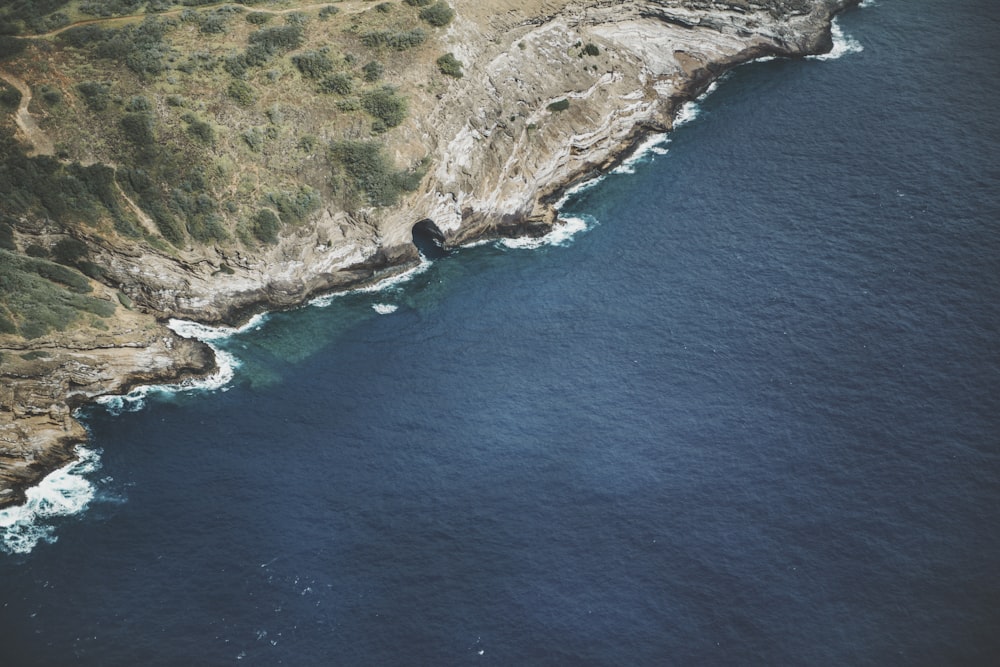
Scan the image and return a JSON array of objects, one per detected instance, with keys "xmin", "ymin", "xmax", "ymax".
[{"xmin": 4, "ymin": 1, "xmax": 1000, "ymax": 664}]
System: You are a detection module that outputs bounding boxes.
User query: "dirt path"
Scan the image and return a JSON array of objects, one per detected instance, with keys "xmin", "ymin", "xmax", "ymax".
[
  {"xmin": 0, "ymin": 69, "xmax": 55, "ymax": 157},
  {"xmin": 115, "ymin": 181, "xmax": 162, "ymax": 238},
  {"xmin": 32, "ymin": 2, "xmax": 365, "ymax": 38}
]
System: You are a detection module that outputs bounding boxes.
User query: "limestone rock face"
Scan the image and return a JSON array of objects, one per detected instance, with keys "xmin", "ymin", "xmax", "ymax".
[
  {"xmin": 0, "ymin": 0, "xmax": 857, "ymax": 507},
  {"xmin": 0, "ymin": 311, "xmax": 214, "ymax": 506},
  {"xmin": 75, "ymin": 0, "xmax": 855, "ymax": 326}
]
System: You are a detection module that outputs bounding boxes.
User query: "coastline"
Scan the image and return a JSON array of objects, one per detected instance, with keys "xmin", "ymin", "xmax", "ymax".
[{"xmin": 0, "ymin": 0, "xmax": 861, "ymax": 515}]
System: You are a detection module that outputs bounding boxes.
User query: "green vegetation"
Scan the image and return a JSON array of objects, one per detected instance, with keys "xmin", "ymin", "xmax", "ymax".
[
  {"xmin": 184, "ymin": 115, "xmax": 215, "ymax": 144},
  {"xmin": 0, "ymin": 0, "xmax": 465, "ymax": 339},
  {"xmin": 0, "ymin": 81, "xmax": 20, "ymax": 110},
  {"xmin": 249, "ymin": 208, "xmax": 280, "ymax": 244},
  {"xmin": 0, "ymin": 35, "xmax": 26, "ymax": 60},
  {"xmin": 318, "ymin": 5, "xmax": 340, "ymax": 20},
  {"xmin": 227, "ymin": 79, "xmax": 256, "ymax": 106},
  {"xmin": 0, "ymin": 249, "xmax": 115, "ymax": 339},
  {"xmin": 120, "ymin": 111, "xmax": 156, "ymax": 147},
  {"xmin": 360, "ymin": 28, "xmax": 426, "ymax": 50},
  {"xmin": 362, "ymin": 60, "xmax": 384, "ymax": 82},
  {"xmin": 320, "ymin": 72, "xmax": 353, "ymax": 95},
  {"xmin": 246, "ymin": 12, "xmax": 272, "ymax": 25},
  {"xmin": 0, "ymin": 0, "xmax": 72, "ymax": 35},
  {"xmin": 250, "ymin": 25, "xmax": 304, "ymax": 52},
  {"xmin": 292, "ymin": 50, "xmax": 334, "ymax": 78},
  {"xmin": 582, "ymin": 42, "xmax": 600, "ymax": 56},
  {"xmin": 264, "ymin": 186, "xmax": 321, "ymax": 225},
  {"xmin": 361, "ymin": 85, "xmax": 408, "ymax": 132},
  {"xmin": 328, "ymin": 140, "xmax": 424, "ymax": 207},
  {"xmin": 547, "ymin": 98, "xmax": 570, "ymax": 112},
  {"xmin": 58, "ymin": 17, "xmax": 172, "ymax": 77},
  {"xmin": 226, "ymin": 24, "xmax": 304, "ymax": 77},
  {"xmin": 0, "ymin": 136, "xmax": 133, "ymax": 232},
  {"xmin": 77, "ymin": 81, "xmax": 111, "ymax": 111},
  {"xmin": 436, "ymin": 52, "xmax": 463, "ymax": 78},
  {"xmin": 419, "ymin": 2, "xmax": 454, "ymax": 27}
]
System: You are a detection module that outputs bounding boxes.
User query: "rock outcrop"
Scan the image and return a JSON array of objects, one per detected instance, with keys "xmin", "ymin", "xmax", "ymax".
[{"xmin": 0, "ymin": 0, "xmax": 859, "ymax": 508}]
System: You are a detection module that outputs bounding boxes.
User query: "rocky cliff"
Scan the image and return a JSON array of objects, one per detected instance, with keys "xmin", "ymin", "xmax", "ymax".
[{"xmin": 0, "ymin": 0, "xmax": 858, "ymax": 508}]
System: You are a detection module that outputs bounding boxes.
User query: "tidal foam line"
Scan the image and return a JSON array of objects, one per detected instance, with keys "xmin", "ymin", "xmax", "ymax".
[{"xmin": 310, "ymin": 259, "xmax": 433, "ymax": 307}]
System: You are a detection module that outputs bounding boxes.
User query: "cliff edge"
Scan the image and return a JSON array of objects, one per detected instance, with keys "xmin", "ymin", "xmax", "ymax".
[{"xmin": 0, "ymin": 0, "xmax": 858, "ymax": 508}]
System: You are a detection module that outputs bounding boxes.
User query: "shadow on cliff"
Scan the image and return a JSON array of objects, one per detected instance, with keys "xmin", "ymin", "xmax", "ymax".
[{"xmin": 412, "ymin": 219, "xmax": 449, "ymax": 260}]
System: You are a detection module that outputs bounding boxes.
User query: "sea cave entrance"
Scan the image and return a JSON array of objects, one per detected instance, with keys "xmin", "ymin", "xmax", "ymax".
[{"xmin": 411, "ymin": 218, "xmax": 449, "ymax": 260}]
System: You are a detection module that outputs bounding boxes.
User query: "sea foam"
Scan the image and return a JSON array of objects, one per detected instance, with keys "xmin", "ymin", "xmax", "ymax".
[
  {"xmin": 372, "ymin": 303, "xmax": 398, "ymax": 315},
  {"xmin": 809, "ymin": 18, "xmax": 864, "ymax": 61},
  {"xmin": 166, "ymin": 313, "xmax": 269, "ymax": 342},
  {"xmin": 612, "ymin": 133, "xmax": 671, "ymax": 175},
  {"xmin": 0, "ymin": 447, "xmax": 100, "ymax": 554},
  {"xmin": 310, "ymin": 259, "xmax": 432, "ymax": 307},
  {"xmin": 497, "ymin": 215, "xmax": 593, "ymax": 250}
]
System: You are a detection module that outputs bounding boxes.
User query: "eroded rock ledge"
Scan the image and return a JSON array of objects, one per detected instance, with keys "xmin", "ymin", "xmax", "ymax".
[{"xmin": 0, "ymin": 0, "xmax": 859, "ymax": 508}]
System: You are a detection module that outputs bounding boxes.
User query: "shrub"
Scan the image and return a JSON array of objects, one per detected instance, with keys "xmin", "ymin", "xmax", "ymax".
[
  {"xmin": 120, "ymin": 112, "xmax": 156, "ymax": 146},
  {"xmin": 125, "ymin": 94, "xmax": 152, "ymax": 112},
  {"xmin": 336, "ymin": 97, "xmax": 360, "ymax": 112},
  {"xmin": 187, "ymin": 118, "xmax": 215, "ymax": 143},
  {"xmin": 89, "ymin": 17, "xmax": 170, "ymax": 76},
  {"xmin": 362, "ymin": 60, "xmax": 384, "ymax": 82},
  {"xmin": 0, "ymin": 82, "xmax": 20, "ymax": 109},
  {"xmin": 0, "ymin": 221, "xmax": 14, "ymax": 250},
  {"xmin": 547, "ymin": 98, "xmax": 570, "ymax": 112},
  {"xmin": 436, "ymin": 52, "xmax": 463, "ymax": 77},
  {"xmin": 582, "ymin": 42, "xmax": 600, "ymax": 56},
  {"xmin": 298, "ymin": 135, "xmax": 317, "ymax": 152},
  {"xmin": 41, "ymin": 87, "xmax": 63, "ymax": 105},
  {"xmin": 51, "ymin": 237, "xmax": 88, "ymax": 266},
  {"xmin": 419, "ymin": 1, "xmax": 454, "ymax": 27},
  {"xmin": 264, "ymin": 187, "xmax": 320, "ymax": 224},
  {"xmin": 200, "ymin": 14, "xmax": 228, "ymax": 34},
  {"xmin": 246, "ymin": 12, "xmax": 271, "ymax": 24},
  {"xmin": 328, "ymin": 140, "xmax": 424, "ymax": 207},
  {"xmin": 292, "ymin": 50, "xmax": 333, "ymax": 78},
  {"xmin": 361, "ymin": 86, "xmax": 407, "ymax": 131},
  {"xmin": 55, "ymin": 25, "xmax": 105, "ymax": 48},
  {"xmin": 77, "ymin": 81, "xmax": 111, "ymax": 111},
  {"xmin": 249, "ymin": 25, "xmax": 303, "ymax": 53},
  {"xmin": 250, "ymin": 208, "xmax": 280, "ymax": 243},
  {"xmin": 319, "ymin": 72, "xmax": 353, "ymax": 95},
  {"xmin": 227, "ymin": 79, "xmax": 256, "ymax": 106},
  {"xmin": 403, "ymin": 0, "xmax": 433, "ymax": 6},
  {"xmin": 0, "ymin": 249, "xmax": 119, "ymax": 339},
  {"xmin": 243, "ymin": 127, "xmax": 264, "ymax": 152},
  {"xmin": 360, "ymin": 29, "xmax": 425, "ymax": 50},
  {"xmin": 318, "ymin": 5, "xmax": 340, "ymax": 19},
  {"xmin": 0, "ymin": 35, "xmax": 26, "ymax": 60},
  {"xmin": 375, "ymin": 2, "xmax": 393, "ymax": 12}
]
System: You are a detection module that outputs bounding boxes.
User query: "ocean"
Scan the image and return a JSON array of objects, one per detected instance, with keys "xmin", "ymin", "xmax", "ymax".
[{"xmin": 3, "ymin": 1, "xmax": 1000, "ymax": 664}]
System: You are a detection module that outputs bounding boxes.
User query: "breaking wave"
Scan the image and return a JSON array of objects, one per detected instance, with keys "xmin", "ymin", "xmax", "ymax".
[
  {"xmin": 497, "ymin": 215, "xmax": 594, "ymax": 250},
  {"xmin": 809, "ymin": 18, "xmax": 864, "ymax": 61},
  {"xmin": 0, "ymin": 447, "xmax": 100, "ymax": 555},
  {"xmin": 612, "ymin": 133, "xmax": 671, "ymax": 175},
  {"xmin": 310, "ymin": 260, "xmax": 433, "ymax": 307}
]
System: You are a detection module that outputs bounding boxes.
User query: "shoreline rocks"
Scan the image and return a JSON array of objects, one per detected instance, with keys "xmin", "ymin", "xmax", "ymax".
[{"xmin": 0, "ymin": 0, "xmax": 859, "ymax": 509}]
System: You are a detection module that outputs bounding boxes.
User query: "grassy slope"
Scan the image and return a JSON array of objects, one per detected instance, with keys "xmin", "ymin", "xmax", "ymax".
[{"xmin": 0, "ymin": 0, "xmax": 456, "ymax": 340}]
